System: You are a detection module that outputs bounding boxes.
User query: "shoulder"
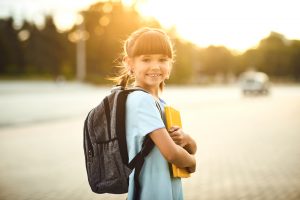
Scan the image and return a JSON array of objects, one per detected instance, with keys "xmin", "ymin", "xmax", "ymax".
[{"xmin": 127, "ymin": 91, "xmax": 156, "ymax": 106}]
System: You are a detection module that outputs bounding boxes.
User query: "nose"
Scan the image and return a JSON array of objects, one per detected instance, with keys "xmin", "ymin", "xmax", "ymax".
[{"xmin": 151, "ymin": 61, "xmax": 161, "ymax": 70}]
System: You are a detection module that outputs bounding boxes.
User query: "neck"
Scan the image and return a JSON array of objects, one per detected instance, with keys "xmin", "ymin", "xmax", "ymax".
[{"xmin": 134, "ymin": 84, "xmax": 160, "ymax": 99}]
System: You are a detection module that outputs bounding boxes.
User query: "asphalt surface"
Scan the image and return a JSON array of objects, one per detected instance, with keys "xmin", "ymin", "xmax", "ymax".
[{"xmin": 0, "ymin": 84, "xmax": 300, "ymax": 200}]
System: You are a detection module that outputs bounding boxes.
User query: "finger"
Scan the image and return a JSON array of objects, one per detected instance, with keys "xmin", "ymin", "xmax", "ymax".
[
  {"xmin": 174, "ymin": 128, "xmax": 183, "ymax": 135},
  {"xmin": 179, "ymin": 140, "xmax": 187, "ymax": 147},
  {"xmin": 169, "ymin": 126, "xmax": 180, "ymax": 132},
  {"xmin": 180, "ymin": 143, "xmax": 186, "ymax": 147},
  {"xmin": 170, "ymin": 131, "xmax": 181, "ymax": 137},
  {"xmin": 171, "ymin": 135, "xmax": 181, "ymax": 140},
  {"xmin": 171, "ymin": 134, "xmax": 183, "ymax": 141},
  {"xmin": 187, "ymin": 167, "xmax": 195, "ymax": 173},
  {"xmin": 170, "ymin": 131, "xmax": 179, "ymax": 137},
  {"xmin": 169, "ymin": 132, "xmax": 177, "ymax": 137}
]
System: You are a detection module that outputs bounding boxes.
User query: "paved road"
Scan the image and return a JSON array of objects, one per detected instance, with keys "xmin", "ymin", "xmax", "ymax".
[{"xmin": 0, "ymin": 84, "xmax": 300, "ymax": 200}]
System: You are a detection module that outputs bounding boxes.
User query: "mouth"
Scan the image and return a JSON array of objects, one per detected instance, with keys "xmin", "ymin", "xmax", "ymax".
[{"xmin": 146, "ymin": 74, "xmax": 161, "ymax": 77}]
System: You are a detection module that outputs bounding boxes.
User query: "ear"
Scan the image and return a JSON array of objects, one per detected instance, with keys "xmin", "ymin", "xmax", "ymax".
[{"xmin": 123, "ymin": 56, "xmax": 134, "ymax": 73}]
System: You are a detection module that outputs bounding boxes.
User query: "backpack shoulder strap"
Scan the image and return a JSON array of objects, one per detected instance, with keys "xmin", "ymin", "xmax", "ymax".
[
  {"xmin": 115, "ymin": 88, "xmax": 151, "ymax": 165},
  {"xmin": 126, "ymin": 136, "xmax": 154, "ymax": 200},
  {"xmin": 114, "ymin": 90, "xmax": 130, "ymax": 164}
]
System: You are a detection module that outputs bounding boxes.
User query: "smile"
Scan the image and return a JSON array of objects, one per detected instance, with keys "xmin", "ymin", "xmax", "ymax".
[{"xmin": 147, "ymin": 74, "xmax": 161, "ymax": 77}]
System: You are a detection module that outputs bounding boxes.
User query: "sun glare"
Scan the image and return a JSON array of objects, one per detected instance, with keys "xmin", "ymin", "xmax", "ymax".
[
  {"xmin": 25, "ymin": 0, "xmax": 299, "ymax": 52},
  {"xmin": 54, "ymin": 12, "xmax": 78, "ymax": 32},
  {"xmin": 134, "ymin": 0, "xmax": 300, "ymax": 52}
]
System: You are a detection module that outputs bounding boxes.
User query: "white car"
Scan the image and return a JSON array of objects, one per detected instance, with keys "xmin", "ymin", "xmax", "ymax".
[{"xmin": 239, "ymin": 71, "xmax": 270, "ymax": 95}]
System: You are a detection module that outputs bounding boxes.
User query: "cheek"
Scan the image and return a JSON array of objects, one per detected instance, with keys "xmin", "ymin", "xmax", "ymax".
[
  {"xmin": 164, "ymin": 65, "xmax": 172, "ymax": 75},
  {"xmin": 134, "ymin": 69, "xmax": 145, "ymax": 77}
]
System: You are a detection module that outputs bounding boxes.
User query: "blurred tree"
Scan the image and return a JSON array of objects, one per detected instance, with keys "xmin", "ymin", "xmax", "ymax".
[
  {"xmin": 168, "ymin": 39, "xmax": 197, "ymax": 84},
  {"xmin": 21, "ymin": 16, "xmax": 75, "ymax": 79},
  {"xmin": 1, "ymin": 3, "xmax": 300, "ymax": 83},
  {"xmin": 0, "ymin": 17, "xmax": 24, "ymax": 74},
  {"xmin": 256, "ymin": 32, "xmax": 292, "ymax": 77},
  {"xmin": 19, "ymin": 21, "xmax": 41, "ymax": 75},
  {"xmin": 60, "ymin": 30, "xmax": 76, "ymax": 79},
  {"xmin": 236, "ymin": 48, "xmax": 259, "ymax": 74},
  {"xmin": 198, "ymin": 45, "xmax": 234, "ymax": 82},
  {"xmin": 39, "ymin": 16, "xmax": 69, "ymax": 77},
  {"xmin": 80, "ymin": 1, "xmax": 161, "ymax": 83},
  {"xmin": 290, "ymin": 40, "xmax": 300, "ymax": 80}
]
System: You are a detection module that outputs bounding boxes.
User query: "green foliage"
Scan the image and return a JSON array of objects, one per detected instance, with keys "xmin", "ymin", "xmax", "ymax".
[
  {"xmin": 0, "ymin": 17, "xmax": 24, "ymax": 74},
  {"xmin": 82, "ymin": 2, "xmax": 161, "ymax": 83},
  {"xmin": 290, "ymin": 40, "xmax": 300, "ymax": 80},
  {"xmin": 238, "ymin": 32, "xmax": 300, "ymax": 80},
  {"xmin": 0, "ymin": 3, "xmax": 300, "ymax": 83},
  {"xmin": 199, "ymin": 46, "xmax": 234, "ymax": 75},
  {"xmin": 168, "ymin": 39, "xmax": 197, "ymax": 84},
  {"xmin": 0, "ymin": 16, "xmax": 75, "ymax": 80}
]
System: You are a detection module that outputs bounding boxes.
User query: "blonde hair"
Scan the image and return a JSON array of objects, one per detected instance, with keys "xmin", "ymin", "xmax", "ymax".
[{"xmin": 110, "ymin": 27, "xmax": 175, "ymax": 91}]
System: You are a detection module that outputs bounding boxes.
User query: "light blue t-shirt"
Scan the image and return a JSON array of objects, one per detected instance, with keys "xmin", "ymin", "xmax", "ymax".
[{"xmin": 126, "ymin": 91, "xmax": 183, "ymax": 200}]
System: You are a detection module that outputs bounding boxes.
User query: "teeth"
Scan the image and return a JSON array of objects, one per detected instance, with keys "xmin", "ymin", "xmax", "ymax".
[{"xmin": 148, "ymin": 74, "xmax": 160, "ymax": 77}]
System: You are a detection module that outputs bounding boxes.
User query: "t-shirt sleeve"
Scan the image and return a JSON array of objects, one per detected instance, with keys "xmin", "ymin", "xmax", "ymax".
[{"xmin": 136, "ymin": 93, "xmax": 166, "ymax": 137}]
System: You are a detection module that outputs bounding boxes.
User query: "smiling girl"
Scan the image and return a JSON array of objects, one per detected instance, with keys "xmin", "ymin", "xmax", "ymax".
[{"xmin": 111, "ymin": 27, "xmax": 197, "ymax": 200}]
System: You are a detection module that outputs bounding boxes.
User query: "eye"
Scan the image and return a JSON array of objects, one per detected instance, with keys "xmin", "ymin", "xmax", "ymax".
[
  {"xmin": 142, "ymin": 58, "xmax": 151, "ymax": 62},
  {"xmin": 159, "ymin": 58, "xmax": 168, "ymax": 62}
]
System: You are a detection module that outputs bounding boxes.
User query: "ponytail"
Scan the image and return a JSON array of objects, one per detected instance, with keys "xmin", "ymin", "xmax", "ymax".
[
  {"xmin": 108, "ymin": 65, "xmax": 133, "ymax": 89},
  {"xmin": 119, "ymin": 74, "xmax": 130, "ymax": 88}
]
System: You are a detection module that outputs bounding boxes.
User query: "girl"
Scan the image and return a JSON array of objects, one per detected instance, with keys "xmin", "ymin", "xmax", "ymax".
[{"xmin": 111, "ymin": 27, "xmax": 197, "ymax": 200}]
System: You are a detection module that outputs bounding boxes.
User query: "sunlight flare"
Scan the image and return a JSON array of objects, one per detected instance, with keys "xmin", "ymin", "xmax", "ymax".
[
  {"xmin": 134, "ymin": 0, "xmax": 300, "ymax": 52},
  {"xmin": 3, "ymin": 0, "xmax": 298, "ymax": 52}
]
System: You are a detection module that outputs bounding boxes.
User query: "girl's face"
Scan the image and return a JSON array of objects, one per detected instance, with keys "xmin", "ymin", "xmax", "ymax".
[{"xmin": 129, "ymin": 54, "xmax": 172, "ymax": 91}]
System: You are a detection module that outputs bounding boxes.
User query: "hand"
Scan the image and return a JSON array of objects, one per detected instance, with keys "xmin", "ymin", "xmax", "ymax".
[
  {"xmin": 169, "ymin": 126, "xmax": 189, "ymax": 148},
  {"xmin": 187, "ymin": 164, "xmax": 196, "ymax": 173}
]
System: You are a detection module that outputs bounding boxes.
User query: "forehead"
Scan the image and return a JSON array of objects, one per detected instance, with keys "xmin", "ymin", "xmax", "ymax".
[{"xmin": 133, "ymin": 54, "xmax": 170, "ymax": 61}]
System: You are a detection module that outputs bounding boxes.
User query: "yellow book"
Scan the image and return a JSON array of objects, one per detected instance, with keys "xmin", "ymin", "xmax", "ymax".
[{"xmin": 164, "ymin": 106, "xmax": 191, "ymax": 178}]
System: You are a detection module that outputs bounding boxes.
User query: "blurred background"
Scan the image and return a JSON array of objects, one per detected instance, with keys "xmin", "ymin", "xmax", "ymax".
[{"xmin": 0, "ymin": 0, "xmax": 300, "ymax": 200}]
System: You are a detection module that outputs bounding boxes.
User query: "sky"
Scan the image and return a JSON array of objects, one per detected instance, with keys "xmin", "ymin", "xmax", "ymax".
[{"xmin": 0, "ymin": 0, "xmax": 300, "ymax": 53}]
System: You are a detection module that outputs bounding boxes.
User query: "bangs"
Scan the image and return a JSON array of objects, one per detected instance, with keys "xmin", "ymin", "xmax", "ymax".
[{"xmin": 129, "ymin": 31, "xmax": 172, "ymax": 58}]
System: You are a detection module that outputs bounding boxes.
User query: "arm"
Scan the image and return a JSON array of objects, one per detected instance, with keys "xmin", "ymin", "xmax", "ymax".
[
  {"xmin": 149, "ymin": 127, "xmax": 196, "ymax": 169},
  {"xmin": 130, "ymin": 93, "xmax": 196, "ymax": 169},
  {"xmin": 169, "ymin": 126, "xmax": 197, "ymax": 155}
]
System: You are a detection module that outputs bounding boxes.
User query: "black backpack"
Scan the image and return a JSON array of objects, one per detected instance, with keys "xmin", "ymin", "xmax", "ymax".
[{"xmin": 83, "ymin": 86, "xmax": 159, "ymax": 199}]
